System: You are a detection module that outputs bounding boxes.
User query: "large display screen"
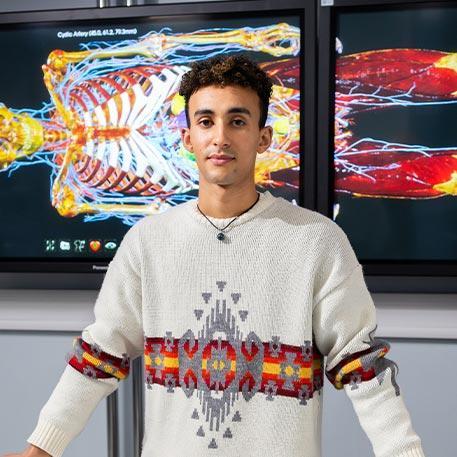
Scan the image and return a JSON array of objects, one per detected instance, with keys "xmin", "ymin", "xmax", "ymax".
[
  {"xmin": 333, "ymin": 5, "xmax": 457, "ymax": 262},
  {"xmin": 0, "ymin": 12, "xmax": 301, "ymax": 261}
]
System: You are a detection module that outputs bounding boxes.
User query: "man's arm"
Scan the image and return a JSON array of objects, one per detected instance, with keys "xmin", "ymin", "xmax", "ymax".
[
  {"xmin": 312, "ymin": 223, "xmax": 425, "ymax": 457},
  {"xmin": 6, "ymin": 221, "xmax": 145, "ymax": 457}
]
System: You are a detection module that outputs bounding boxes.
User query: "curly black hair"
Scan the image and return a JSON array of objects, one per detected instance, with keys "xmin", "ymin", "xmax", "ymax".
[{"xmin": 179, "ymin": 54, "xmax": 273, "ymax": 128}]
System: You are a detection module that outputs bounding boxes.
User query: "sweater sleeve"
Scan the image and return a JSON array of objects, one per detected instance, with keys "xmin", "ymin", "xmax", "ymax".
[
  {"xmin": 312, "ymin": 223, "xmax": 425, "ymax": 457},
  {"xmin": 27, "ymin": 222, "xmax": 144, "ymax": 457}
]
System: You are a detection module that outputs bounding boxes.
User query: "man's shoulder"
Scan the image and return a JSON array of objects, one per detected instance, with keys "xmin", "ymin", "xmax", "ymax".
[
  {"xmin": 271, "ymin": 198, "xmax": 353, "ymax": 252},
  {"xmin": 272, "ymin": 197, "xmax": 339, "ymax": 230}
]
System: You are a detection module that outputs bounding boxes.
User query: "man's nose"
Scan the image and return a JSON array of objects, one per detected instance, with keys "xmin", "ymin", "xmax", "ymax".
[{"xmin": 212, "ymin": 123, "xmax": 230, "ymax": 149}]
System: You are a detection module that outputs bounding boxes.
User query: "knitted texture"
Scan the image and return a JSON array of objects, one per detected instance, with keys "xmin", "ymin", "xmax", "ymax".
[
  {"xmin": 28, "ymin": 191, "xmax": 425, "ymax": 457},
  {"xmin": 27, "ymin": 420, "xmax": 69, "ymax": 457},
  {"xmin": 67, "ymin": 336, "xmax": 130, "ymax": 380}
]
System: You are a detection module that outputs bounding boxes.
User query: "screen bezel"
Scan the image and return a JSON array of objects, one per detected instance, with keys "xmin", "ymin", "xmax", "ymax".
[
  {"xmin": 317, "ymin": 0, "xmax": 457, "ymax": 291},
  {"xmin": 0, "ymin": 0, "xmax": 315, "ymax": 284}
]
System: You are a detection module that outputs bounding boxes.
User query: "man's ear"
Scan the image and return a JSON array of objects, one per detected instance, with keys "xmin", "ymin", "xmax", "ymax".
[
  {"xmin": 257, "ymin": 125, "xmax": 273, "ymax": 155},
  {"xmin": 181, "ymin": 127, "xmax": 193, "ymax": 152}
]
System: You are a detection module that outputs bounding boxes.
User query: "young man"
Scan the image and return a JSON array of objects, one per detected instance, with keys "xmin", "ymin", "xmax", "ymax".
[{"xmin": 5, "ymin": 55, "xmax": 425, "ymax": 457}]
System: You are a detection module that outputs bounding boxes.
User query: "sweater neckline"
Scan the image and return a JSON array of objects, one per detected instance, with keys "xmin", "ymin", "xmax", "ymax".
[{"xmin": 186, "ymin": 190, "xmax": 277, "ymax": 231}]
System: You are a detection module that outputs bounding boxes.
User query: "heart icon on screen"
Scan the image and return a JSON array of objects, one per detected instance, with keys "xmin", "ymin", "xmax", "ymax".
[{"xmin": 89, "ymin": 240, "xmax": 101, "ymax": 253}]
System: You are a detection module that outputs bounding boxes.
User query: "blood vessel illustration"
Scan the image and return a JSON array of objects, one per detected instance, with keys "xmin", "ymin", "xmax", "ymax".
[
  {"xmin": 0, "ymin": 24, "xmax": 300, "ymax": 225},
  {"xmin": 334, "ymin": 45, "xmax": 457, "ymax": 200}
]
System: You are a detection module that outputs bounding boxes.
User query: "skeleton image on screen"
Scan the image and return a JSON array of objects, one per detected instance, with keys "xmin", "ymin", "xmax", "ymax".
[
  {"xmin": 0, "ymin": 24, "xmax": 300, "ymax": 225},
  {"xmin": 334, "ymin": 38, "xmax": 457, "ymax": 215}
]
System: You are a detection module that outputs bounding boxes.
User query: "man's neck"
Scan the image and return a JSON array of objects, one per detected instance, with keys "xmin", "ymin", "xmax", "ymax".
[{"xmin": 197, "ymin": 185, "xmax": 259, "ymax": 218}]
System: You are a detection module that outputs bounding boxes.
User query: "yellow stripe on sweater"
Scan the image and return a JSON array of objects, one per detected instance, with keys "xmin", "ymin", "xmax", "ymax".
[{"xmin": 82, "ymin": 352, "xmax": 126, "ymax": 380}]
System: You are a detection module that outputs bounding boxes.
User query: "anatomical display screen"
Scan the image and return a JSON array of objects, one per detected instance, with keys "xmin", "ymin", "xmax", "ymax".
[
  {"xmin": 0, "ymin": 14, "xmax": 301, "ymax": 259},
  {"xmin": 333, "ymin": 6, "xmax": 457, "ymax": 262}
]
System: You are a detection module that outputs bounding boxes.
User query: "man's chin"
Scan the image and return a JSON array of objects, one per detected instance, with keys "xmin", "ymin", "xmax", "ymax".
[{"xmin": 199, "ymin": 176, "xmax": 236, "ymax": 188}]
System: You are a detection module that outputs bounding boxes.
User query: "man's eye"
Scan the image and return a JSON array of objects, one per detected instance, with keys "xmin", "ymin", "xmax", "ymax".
[
  {"xmin": 232, "ymin": 119, "xmax": 246, "ymax": 126},
  {"xmin": 199, "ymin": 119, "xmax": 212, "ymax": 127}
]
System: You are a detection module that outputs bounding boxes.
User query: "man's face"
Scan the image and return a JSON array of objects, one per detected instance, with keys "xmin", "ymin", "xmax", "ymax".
[{"xmin": 181, "ymin": 84, "xmax": 272, "ymax": 191}]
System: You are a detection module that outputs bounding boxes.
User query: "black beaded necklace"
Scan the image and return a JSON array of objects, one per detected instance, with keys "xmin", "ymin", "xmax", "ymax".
[{"xmin": 197, "ymin": 192, "xmax": 260, "ymax": 241}]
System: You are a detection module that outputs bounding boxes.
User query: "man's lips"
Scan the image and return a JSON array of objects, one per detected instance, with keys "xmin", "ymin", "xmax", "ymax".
[
  {"xmin": 208, "ymin": 153, "xmax": 234, "ymax": 159},
  {"xmin": 207, "ymin": 154, "xmax": 235, "ymax": 165}
]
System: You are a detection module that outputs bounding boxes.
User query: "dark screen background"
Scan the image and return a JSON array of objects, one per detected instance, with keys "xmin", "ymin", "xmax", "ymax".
[{"xmin": 335, "ymin": 6, "xmax": 457, "ymax": 261}]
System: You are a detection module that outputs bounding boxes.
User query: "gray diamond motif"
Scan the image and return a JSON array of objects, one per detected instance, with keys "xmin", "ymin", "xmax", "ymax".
[
  {"xmin": 280, "ymin": 352, "xmax": 300, "ymax": 390},
  {"xmin": 83, "ymin": 366, "xmax": 96, "ymax": 378},
  {"xmin": 270, "ymin": 336, "xmax": 281, "ymax": 357},
  {"xmin": 146, "ymin": 373, "xmax": 154, "ymax": 390},
  {"xmin": 314, "ymin": 375, "xmax": 323, "ymax": 392},
  {"xmin": 164, "ymin": 331, "xmax": 174, "ymax": 352},
  {"xmin": 207, "ymin": 342, "xmax": 231, "ymax": 392},
  {"xmin": 349, "ymin": 373, "xmax": 362, "ymax": 390},
  {"xmin": 74, "ymin": 344, "xmax": 84, "ymax": 363},
  {"xmin": 265, "ymin": 380, "xmax": 278, "ymax": 401},
  {"xmin": 149, "ymin": 344, "xmax": 164, "ymax": 378},
  {"xmin": 90, "ymin": 342, "xmax": 102, "ymax": 358},
  {"xmin": 301, "ymin": 340, "xmax": 312, "ymax": 362},
  {"xmin": 298, "ymin": 384, "xmax": 311, "ymax": 405},
  {"xmin": 164, "ymin": 374, "xmax": 176, "ymax": 393}
]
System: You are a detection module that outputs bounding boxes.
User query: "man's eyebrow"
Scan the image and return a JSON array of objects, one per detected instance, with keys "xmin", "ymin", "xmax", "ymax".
[
  {"xmin": 228, "ymin": 107, "xmax": 251, "ymax": 116},
  {"xmin": 194, "ymin": 109, "xmax": 214, "ymax": 117},
  {"xmin": 193, "ymin": 107, "xmax": 252, "ymax": 117}
]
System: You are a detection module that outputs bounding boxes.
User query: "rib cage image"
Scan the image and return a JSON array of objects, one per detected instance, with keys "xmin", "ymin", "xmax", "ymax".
[
  {"xmin": 68, "ymin": 65, "xmax": 191, "ymax": 195},
  {"xmin": 0, "ymin": 24, "xmax": 300, "ymax": 225}
]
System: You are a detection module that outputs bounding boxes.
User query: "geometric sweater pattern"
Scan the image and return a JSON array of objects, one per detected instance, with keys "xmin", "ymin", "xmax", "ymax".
[{"xmin": 28, "ymin": 190, "xmax": 425, "ymax": 457}]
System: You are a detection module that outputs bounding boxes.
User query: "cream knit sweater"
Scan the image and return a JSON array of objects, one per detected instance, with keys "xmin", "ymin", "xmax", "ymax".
[{"xmin": 28, "ymin": 190, "xmax": 425, "ymax": 457}]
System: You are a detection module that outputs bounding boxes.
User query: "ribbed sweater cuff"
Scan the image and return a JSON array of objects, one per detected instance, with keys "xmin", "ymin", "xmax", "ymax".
[
  {"xmin": 394, "ymin": 445, "xmax": 426, "ymax": 457},
  {"xmin": 27, "ymin": 419, "xmax": 72, "ymax": 457}
]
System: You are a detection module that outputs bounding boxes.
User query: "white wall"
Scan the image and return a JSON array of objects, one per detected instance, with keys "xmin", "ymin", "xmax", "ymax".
[{"xmin": 0, "ymin": 331, "xmax": 108, "ymax": 457}]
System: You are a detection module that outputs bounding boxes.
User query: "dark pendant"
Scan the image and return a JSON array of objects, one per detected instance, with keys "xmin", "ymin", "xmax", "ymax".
[{"xmin": 217, "ymin": 232, "xmax": 225, "ymax": 241}]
